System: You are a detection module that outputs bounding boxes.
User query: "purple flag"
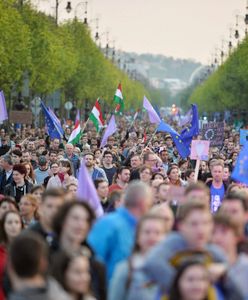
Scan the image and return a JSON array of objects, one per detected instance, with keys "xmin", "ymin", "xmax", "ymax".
[
  {"xmin": 77, "ymin": 160, "xmax": 104, "ymax": 217},
  {"xmin": 143, "ymin": 96, "xmax": 161, "ymax": 124},
  {"xmin": 178, "ymin": 107, "xmax": 193, "ymax": 127},
  {"xmin": 100, "ymin": 115, "xmax": 117, "ymax": 148},
  {"xmin": 0, "ymin": 91, "xmax": 8, "ymax": 122}
]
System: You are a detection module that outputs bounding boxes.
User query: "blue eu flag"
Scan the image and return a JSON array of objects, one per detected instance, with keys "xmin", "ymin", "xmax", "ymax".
[
  {"xmin": 232, "ymin": 142, "xmax": 248, "ymax": 185},
  {"xmin": 41, "ymin": 102, "xmax": 64, "ymax": 139},
  {"xmin": 157, "ymin": 121, "xmax": 190, "ymax": 159}
]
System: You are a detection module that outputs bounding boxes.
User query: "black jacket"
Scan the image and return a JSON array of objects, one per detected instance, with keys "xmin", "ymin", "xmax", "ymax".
[
  {"xmin": 3, "ymin": 180, "xmax": 33, "ymax": 202},
  {"xmin": 0, "ymin": 170, "xmax": 13, "ymax": 194}
]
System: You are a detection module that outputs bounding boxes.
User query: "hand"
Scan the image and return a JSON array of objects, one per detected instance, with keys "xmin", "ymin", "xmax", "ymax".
[{"xmin": 208, "ymin": 263, "xmax": 227, "ymax": 283}]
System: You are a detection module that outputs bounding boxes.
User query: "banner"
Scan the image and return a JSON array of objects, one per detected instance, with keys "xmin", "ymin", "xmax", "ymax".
[{"xmin": 201, "ymin": 122, "xmax": 224, "ymax": 147}]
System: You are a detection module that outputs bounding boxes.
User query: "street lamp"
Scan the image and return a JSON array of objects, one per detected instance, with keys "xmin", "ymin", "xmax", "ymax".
[{"xmin": 68, "ymin": 1, "xmax": 88, "ymax": 24}]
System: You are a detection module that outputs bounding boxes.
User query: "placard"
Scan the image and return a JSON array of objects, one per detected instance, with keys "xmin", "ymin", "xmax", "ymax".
[
  {"xmin": 201, "ymin": 122, "xmax": 224, "ymax": 147},
  {"xmin": 9, "ymin": 111, "xmax": 33, "ymax": 124},
  {"xmin": 190, "ymin": 140, "xmax": 210, "ymax": 161}
]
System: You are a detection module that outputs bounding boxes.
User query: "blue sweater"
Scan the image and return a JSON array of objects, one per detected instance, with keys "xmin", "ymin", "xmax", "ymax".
[{"xmin": 88, "ymin": 207, "xmax": 138, "ymax": 280}]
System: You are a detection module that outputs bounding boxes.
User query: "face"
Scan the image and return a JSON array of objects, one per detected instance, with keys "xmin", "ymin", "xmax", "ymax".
[
  {"xmin": 160, "ymin": 151, "xmax": 168, "ymax": 162},
  {"xmin": 65, "ymin": 256, "xmax": 91, "ymax": 295},
  {"xmin": 22, "ymin": 152, "xmax": 31, "ymax": 162},
  {"xmin": 25, "ymin": 164, "xmax": 31, "ymax": 176},
  {"xmin": 130, "ymin": 156, "xmax": 141, "ymax": 168},
  {"xmin": 211, "ymin": 165, "xmax": 223, "ymax": 182},
  {"xmin": 119, "ymin": 169, "xmax": 130, "ymax": 183},
  {"xmin": 212, "ymin": 225, "xmax": 237, "ymax": 252},
  {"xmin": 19, "ymin": 197, "xmax": 36, "ymax": 218},
  {"xmin": 51, "ymin": 163, "xmax": 59, "ymax": 175},
  {"xmin": 97, "ymin": 182, "xmax": 109, "ymax": 199},
  {"xmin": 68, "ymin": 185, "xmax": 78, "ymax": 196},
  {"xmin": 169, "ymin": 168, "xmax": 179, "ymax": 182},
  {"xmin": 52, "ymin": 139, "xmax": 60, "ymax": 148},
  {"xmin": 103, "ymin": 154, "xmax": 113, "ymax": 165},
  {"xmin": 179, "ymin": 210, "xmax": 213, "ymax": 249},
  {"xmin": 200, "ymin": 161, "xmax": 207, "ymax": 171},
  {"xmin": 220, "ymin": 200, "xmax": 246, "ymax": 231},
  {"xmin": 27, "ymin": 142, "xmax": 35, "ymax": 151},
  {"xmin": 40, "ymin": 196, "xmax": 64, "ymax": 228},
  {"xmin": 227, "ymin": 142, "xmax": 234, "ymax": 151},
  {"xmin": 94, "ymin": 150, "xmax": 101, "ymax": 159},
  {"xmin": 66, "ymin": 144, "xmax": 74, "ymax": 155},
  {"xmin": 59, "ymin": 163, "xmax": 70, "ymax": 175},
  {"xmin": 0, "ymin": 202, "xmax": 17, "ymax": 219},
  {"xmin": 138, "ymin": 219, "xmax": 165, "ymax": 253},
  {"xmin": 11, "ymin": 154, "xmax": 21, "ymax": 164},
  {"xmin": 223, "ymin": 167, "xmax": 230, "ymax": 181},
  {"xmin": 49, "ymin": 153, "xmax": 58, "ymax": 163},
  {"xmin": 165, "ymin": 138, "xmax": 173, "ymax": 147},
  {"xmin": 187, "ymin": 172, "xmax": 195, "ymax": 184},
  {"xmin": 140, "ymin": 168, "xmax": 152, "ymax": 183},
  {"xmin": 4, "ymin": 213, "xmax": 22, "ymax": 240},
  {"xmin": 62, "ymin": 206, "xmax": 90, "ymax": 244},
  {"xmin": 145, "ymin": 154, "xmax": 157, "ymax": 168},
  {"xmin": 84, "ymin": 155, "xmax": 94, "ymax": 168},
  {"xmin": 32, "ymin": 188, "xmax": 43, "ymax": 203},
  {"xmin": 13, "ymin": 171, "xmax": 25, "ymax": 184},
  {"xmin": 158, "ymin": 184, "xmax": 170, "ymax": 201},
  {"xmin": 185, "ymin": 190, "xmax": 210, "ymax": 208},
  {"xmin": 178, "ymin": 265, "xmax": 209, "ymax": 300}
]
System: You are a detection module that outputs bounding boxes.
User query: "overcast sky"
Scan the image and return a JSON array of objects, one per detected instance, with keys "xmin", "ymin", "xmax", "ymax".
[{"xmin": 37, "ymin": 0, "xmax": 246, "ymax": 63}]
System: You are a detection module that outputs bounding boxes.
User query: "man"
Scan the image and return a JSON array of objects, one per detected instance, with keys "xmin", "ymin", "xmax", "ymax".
[
  {"xmin": 0, "ymin": 155, "xmax": 13, "ymax": 194},
  {"xmin": 11, "ymin": 149, "xmax": 22, "ymax": 165},
  {"xmin": 144, "ymin": 201, "xmax": 227, "ymax": 292},
  {"xmin": 164, "ymin": 135, "xmax": 174, "ymax": 157},
  {"xmin": 157, "ymin": 182, "xmax": 170, "ymax": 203},
  {"xmin": 212, "ymin": 213, "xmax": 248, "ymax": 298},
  {"xmin": 26, "ymin": 140, "xmax": 36, "ymax": 152},
  {"xmin": 109, "ymin": 166, "xmax": 130, "ymax": 193},
  {"xmin": 184, "ymin": 182, "xmax": 210, "ymax": 208},
  {"xmin": 129, "ymin": 154, "xmax": 142, "ymax": 181},
  {"xmin": 143, "ymin": 151, "xmax": 158, "ymax": 170},
  {"xmin": 185, "ymin": 169, "xmax": 195, "ymax": 185},
  {"xmin": 84, "ymin": 152, "xmax": 108, "ymax": 181},
  {"xmin": 159, "ymin": 148, "xmax": 169, "ymax": 173},
  {"xmin": 49, "ymin": 138, "xmax": 61, "ymax": 151},
  {"xmin": 220, "ymin": 192, "xmax": 248, "ymax": 239},
  {"xmin": 88, "ymin": 181, "xmax": 153, "ymax": 280},
  {"xmin": 34, "ymin": 156, "xmax": 49, "ymax": 185},
  {"xmin": 29, "ymin": 189, "xmax": 65, "ymax": 246},
  {"xmin": 102, "ymin": 151, "xmax": 117, "ymax": 185},
  {"xmin": 22, "ymin": 150, "xmax": 37, "ymax": 169},
  {"xmin": 207, "ymin": 160, "xmax": 226, "ymax": 213},
  {"xmin": 94, "ymin": 179, "xmax": 110, "ymax": 212},
  {"xmin": 0, "ymin": 138, "xmax": 11, "ymax": 156},
  {"xmin": 48, "ymin": 150, "xmax": 58, "ymax": 165},
  {"xmin": 8, "ymin": 232, "xmax": 70, "ymax": 300},
  {"xmin": 64, "ymin": 143, "xmax": 80, "ymax": 176}
]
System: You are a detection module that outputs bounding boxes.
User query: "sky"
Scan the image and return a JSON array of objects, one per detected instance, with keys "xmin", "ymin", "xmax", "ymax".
[{"xmin": 36, "ymin": 0, "xmax": 246, "ymax": 64}]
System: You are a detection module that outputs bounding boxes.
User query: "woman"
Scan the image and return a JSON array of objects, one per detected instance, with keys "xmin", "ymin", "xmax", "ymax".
[
  {"xmin": 4, "ymin": 164, "xmax": 33, "ymax": 203},
  {"xmin": 19, "ymin": 194, "xmax": 39, "ymax": 228},
  {"xmin": 30, "ymin": 185, "xmax": 44, "ymax": 207},
  {"xmin": 0, "ymin": 197, "xmax": 18, "ymax": 220},
  {"xmin": 47, "ymin": 160, "xmax": 78, "ymax": 189},
  {"xmin": 52, "ymin": 202, "xmax": 106, "ymax": 300},
  {"xmin": 0, "ymin": 211, "xmax": 23, "ymax": 300},
  {"xmin": 167, "ymin": 166, "xmax": 184, "ymax": 187},
  {"xmin": 109, "ymin": 215, "xmax": 168, "ymax": 300},
  {"xmin": 23, "ymin": 162, "xmax": 36, "ymax": 185},
  {"xmin": 139, "ymin": 166, "xmax": 152, "ymax": 184},
  {"xmin": 52, "ymin": 250, "xmax": 96, "ymax": 300},
  {"xmin": 161, "ymin": 260, "xmax": 222, "ymax": 300}
]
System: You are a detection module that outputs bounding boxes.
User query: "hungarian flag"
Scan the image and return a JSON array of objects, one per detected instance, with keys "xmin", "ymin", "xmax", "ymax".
[
  {"xmin": 89, "ymin": 98, "xmax": 104, "ymax": 132},
  {"xmin": 68, "ymin": 110, "xmax": 81, "ymax": 145},
  {"xmin": 114, "ymin": 83, "xmax": 124, "ymax": 115}
]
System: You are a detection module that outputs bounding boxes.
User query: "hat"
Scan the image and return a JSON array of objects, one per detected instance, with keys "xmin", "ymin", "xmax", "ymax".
[
  {"xmin": 38, "ymin": 155, "xmax": 47, "ymax": 166},
  {"xmin": 164, "ymin": 135, "xmax": 172, "ymax": 140}
]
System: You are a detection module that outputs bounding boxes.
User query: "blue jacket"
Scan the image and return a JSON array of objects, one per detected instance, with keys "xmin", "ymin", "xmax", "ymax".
[{"xmin": 88, "ymin": 207, "xmax": 138, "ymax": 280}]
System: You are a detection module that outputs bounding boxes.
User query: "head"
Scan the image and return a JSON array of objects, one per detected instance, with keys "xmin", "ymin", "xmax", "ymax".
[
  {"xmin": 65, "ymin": 144, "xmax": 74, "ymax": 156},
  {"xmin": 157, "ymin": 182, "xmax": 170, "ymax": 203},
  {"xmin": 102, "ymin": 151, "xmax": 113, "ymax": 165},
  {"xmin": 168, "ymin": 166, "xmax": 180, "ymax": 183},
  {"xmin": 185, "ymin": 169, "xmax": 195, "ymax": 184},
  {"xmin": 11, "ymin": 150, "xmax": 22, "ymax": 165},
  {"xmin": 59, "ymin": 160, "xmax": 73, "ymax": 176},
  {"xmin": 165, "ymin": 136, "xmax": 173, "ymax": 148},
  {"xmin": 143, "ymin": 152, "xmax": 157, "ymax": 168},
  {"xmin": 38, "ymin": 155, "xmax": 48, "ymax": 171},
  {"xmin": 177, "ymin": 201, "xmax": 213, "ymax": 249},
  {"xmin": 12, "ymin": 164, "xmax": 27, "ymax": 185},
  {"xmin": 19, "ymin": 194, "xmax": 38, "ymax": 220},
  {"xmin": 210, "ymin": 160, "xmax": 224, "ymax": 183},
  {"xmin": 184, "ymin": 183, "xmax": 210, "ymax": 208},
  {"xmin": 51, "ymin": 138, "xmax": 60, "ymax": 149},
  {"xmin": 223, "ymin": 165, "xmax": 231, "ymax": 181},
  {"xmin": 159, "ymin": 149, "xmax": 169, "ymax": 163},
  {"xmin": 2, "ymin": 155, "xmax": 13, "ymax": 171},
  {"xmin": 139, "ymin": 165, "xmax": 152, "ymax": 183},
  {"xmin": 49, "ymin": 150, "xmax": 58, "ymax": 163},
  {"xmin": 0, "ymin": 211, "xmax": 23, "ymax": 244},
  {"xmin": 22, "ymin": 150, "xmax": 31, "ymax": 163},
  {"xmin": 130, "ymin": 154, "xmax": 142, "ymax": 169},
  {"xmin": 66, "ymin": 184, "xmax": 78, "ymax": 198},
  {"xmin": 83, "ymin": 153, "xmax": 95, "ymax": 169},
  {"xmin": 149, "ymin": 203, "xmax": 174, "ymax": 233},
  {"xmin": 94, "ymin": 179, "xmax": 109, "ymax": 200},
  {"xmin": 52, "ymin": 201, "xmax": 95, "ymax": 246},
  {"xmin": 116, "ymin": 166, "xmax": 130, "ymax": 184},
  {"xmin": 23, "ymin": 162, "xmax": 34, "ymax": 179},
  {"xmin": 0, "ymin": 197, "xmax": 18, "ymax": 220}
]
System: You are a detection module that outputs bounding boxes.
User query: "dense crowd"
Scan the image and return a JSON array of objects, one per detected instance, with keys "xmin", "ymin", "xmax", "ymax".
[{"xmin": 0, "ymin": 117, "xmax": 247, "ymax": 300}]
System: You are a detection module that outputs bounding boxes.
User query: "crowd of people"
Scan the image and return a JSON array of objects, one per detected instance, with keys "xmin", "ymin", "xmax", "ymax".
[{"xmin": 0, "ymin": 116, "xmax": 247, "ymax": 300}]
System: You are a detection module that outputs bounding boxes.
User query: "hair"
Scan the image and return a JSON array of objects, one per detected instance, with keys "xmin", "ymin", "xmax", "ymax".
[
  {"xmin": 30, "ymin": 185, "xmax": 45, "ymax": 195},
  {"xmin": 222, "ymin": 192, "xmax": 248, "ymax": 212},
  {"xmin": 11, "ymin": 149, "xmax": 22, "ymax": 158},
  {"xmin": 41, "ymin": 188, "xmax": 65, "ymax": 203},
  {"xmin": 139, "ymin": 165, "xmax": 152, "ymax": 174},
  {"xmin": 167, "ymin": 165, "xmax": 179, "ymax": 176},
  {"xmin": 102, "ymin": 150, "xmax": 113, "ymax": 158},
  {"xmin": 59, "ymin": 160, "xmax": 73, "ymax": 176},
  {"xmin": 143, "ymin": 151, "xmax": 154, "ymax": 163},
  {"xmin": 20, "ymin": 194, "xmax": 39, "ymax": 220},
  {"xmin": 185, "ymin": 169, "xmax": 195, "ymax": 180},
  {"xmin": 9, "ymin": 232, "xmax": 48, "ymax": 278},
  {"xmin": 185, "ymin": 182, "xmax": 210, "ymax": 198},
  {"xmin": 123, "ymin": 180, "xmax": 150, "ymax": 209},
  {"xmin": 52, "ymin": 201, "xmax": 95, "ymax": 238},
  {"xmin": 49, "ymin": 150, "xmax": 59, "ymax": 156},
  {"xmin": 94, "ymin": 178, "xmax": 108, "ymax": 189},
  {"xmin": 22, "ymin": 162, "xmax": 35, "ymax": 181},
  {"xmin": 0, "ymin": 211, "xmax": 23, "ymax": 245},
  {"xmin": 210, "ymin": 159, "xmax": 224, "ymax": 171},
  {"xmin": 157, "ymin": 181, "xmax": 169, "ymax": 191},
  {"xmin": 2, "ymin": 155, "xmax": 13, "ymax": 166},
  {"xmin": 0, "ymin": 197, "xmax": 18, "ymax": 211},
  {"xmin": 13, "ymin": 164, "xmax": 27, "ymax": 176},
  {"xmin": 169, "ymin": 260, "xmax": 210, "ymax": 300},
  {"xmin": 213, "ymin": 213, "xmax": 239, "ymax": 236},
  {"xmin": 83, "ymin": 152, "xmax": 94, "ymax": 159},
  {"xmin": 152, "ymin": 172, "xmax": 165, "ymax": 181},
  {"xmin": 177, "ymin": 201, "xmax": 210, "ymax": 223}
]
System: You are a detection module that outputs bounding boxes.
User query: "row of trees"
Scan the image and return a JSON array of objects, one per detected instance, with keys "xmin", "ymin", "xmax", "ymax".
[
  {"xmin": 0, "ymin": 0, "xmax": 149, "ymax": 111},
  {"xmin": 187, "ymin": 37, "xmax": 248, "ymax": 113}
]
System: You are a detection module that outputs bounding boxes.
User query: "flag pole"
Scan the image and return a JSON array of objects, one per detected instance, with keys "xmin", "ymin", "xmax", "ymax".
[
  {"xmin": 81, "ymin": 118, "xmax": 90, "ymax": 134},
  {"xmin": 147, "ymin": 128, "xmax": 157, "ymax": 147}
]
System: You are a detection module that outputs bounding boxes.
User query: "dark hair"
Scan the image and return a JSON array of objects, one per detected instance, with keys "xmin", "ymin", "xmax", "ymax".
[
  {"xmin": 152, "ymin": 172, "xmax": 165, "ymax": 180},
  {"xmin": 3, "ymin": 155, "xmax": 13, "ymax": 166},
  {"xmin": 13, "ymin": 164, "xmax": 27, "ymax": 176},
  {"xmin": 185, "ymin": 182, "xmax": 210, "ymax": 198},
  {"xmin": 185, "ymin": 169, "xmax": 195, "ymax": 180},
  {"xmin": 9, "ymin": 232, "xmax": 48, "ymax": 278},
  {"xmin": 83, "ymin": 152, "xmax": 94, "ymax": 158},
  {"xmin": 102, "ymin": 151, "xmax": 113, "ymax": 158},
  {"xmin": 52, "ymin": 201, "xmax": 95, "ymax": 238},
  {"xmin": 94, "ymin": 178, "xmax": 108, "ymax": 189},
  {"xmin": 0, "ymin": 211, "xmax": 23, "ymax": 245},
  {"xmin": 49, "ymin": 150, "xmax": 59, "ymax": 156},
  {"xmin": 167, "ymin": 165, "xmax": 179, "ymax": 176},
  {"xmin": 223, "ymin": 192, "xmax": 248, "ymax": 212},
  {"xmin": 0, "ymin": 196, "xmax": 18, "ymax": 211},
  {"xmin": 177, "ymin": 201, "xmax": 210, "ymax": 222},
  {"xmin": 139, "ymin": 165, "xmax": 152, "ymax": 174},
  {"xmin": 59, "ymin": 160, "xmax": 73, "ymax": 176},
  {"xmin": 213, "ymin": 213, "xmax": 239, "ymax": 236},
  {"xmin": 170, "ymin": 260, "xmax": 209, "ymax": 300},
  {"xmin": 41, "ymin": 188, "xmax": 65, "ymax": 203},
  {"xmin": 30, "ymin": 185, "xmax": 45, "ymax": 195},
  {"xmin": 11, "ymin": 149, "xmax": 22, "ymax": 158}
]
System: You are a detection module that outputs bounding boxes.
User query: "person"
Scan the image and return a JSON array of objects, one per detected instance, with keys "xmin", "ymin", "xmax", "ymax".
[
  {"xmin": 207, "ymin": 160, "xmax": 226, "ymax": 213},
  {"xmin": 22, "ymin": 150, "xmax": 37, "ymax": 169},
  {"xmin": 184, "ymin": 182, "xmax": 210, "ymax": 208},
  {"xmin": 149, "ymin": 203, "xmax": 175, "ymax": 232},
  {"xmin": 143, "ymin": 151, "xmax": 159, "ymax": 171},
  {"xmin": 88, "ymin": 181, "xmax": 153, "ymax": 280},
  {"xmin": 30, "ymin": 185, "xmax": 44, "ymax": 207},
  {"xmin": 43, "ymin": 161, "xmax": 59, "ymax": 188},
  {"xmin": 157, "ymin": 182, "xmax": 170, "ymax": 203},
  {"xmin": 52, "ymin": 201, "xmax": 106, "ymax": 300},
  {"xmin": 23, "ymin": 162, "xmax": 36, "ymax": 185},
  {"xmin": 139, "ymin": 166, "xmax": 152, "ymax": 184},
  {"xmin": 108, "ymin": 166, "xmax": 130, "ymax": 193},
  {"xmin": 19, "ymin": 194, "xmax": 39, "ymax": 228},
  {"xmin": 47, "ymin": 160, "xmax": 78, "ymax": 189},
  {"xmin": 8, "ymin": 232, "xmax": 71, "ymax": 300},
  {"xmin": 84, "ymin": 152, "xmax": 108, "ymax": 182},
  {"xmin": 109, "ymin": 215, "xmax": 168, "ymax": 300},
  {"xmin": 94, "ymin": 179, "xmax": 110, "ymax": 212},
  {"xmin": 0, "ymin": 155, "xmax": 13, "ymax": 194},
  {"xmin": 219, "ymin": 192, "xmax": 248, "ymax": 239},
  {"xmin": 105, "ymin": 190, "xmax": 124, "ymax": 213},
  {"xmin": 159, "ymin": 149, "xmax": 169, "ymax": 173},
  {"xmin": 4, "ymin": 164, "xmax": 33, "ymax": 203},
  {"xmin": 101, "ymin": 151, "xmax": 117, "ymax": 185},
  {"xmin": 0, "ymin": 197, "xmax": 18, "ymax": 220},
  {"xmin": 65, "ymin": 183, "xmax": 78, "ymax": 200},
  {"xmin": 143, "ymin": 201, "xmax": 227, "ymax": 293},
  {"xmin": 129, "ymin": 154, "xmax": 142, "ymax": 181},
  {"xmin": 10, "ymin": 150, "xmax": 22, "ymax": 165},
  {"xmin": 167, "ymin": 166, "xmax": 184, "ymax": 186},
  {"xmin": 49, "ymin": 138, "xmax": 61, "ymax": 151},
  {"xmin": 184, "ymin": 169, "xmax": 195, "ymax": 186},
  {"xmin": 212, "ymin": 213, "xmax": 248, "ymax": 298},
  {"xmin": 0, "ymin": 211, "xmax": 23, "ymax": 300},
  {"xmin": 29, "ymin": 189, "xmax": 65, "ymax": 247},
  {"xmin": 64, "ymin": 143, "xmax": 80, "ymax": 177},
  {"xmin": 51, "ymin": 250, "xmax": 96, "ymax": 300},
  {"xmin": 34, "ymin": 156, "xmax": 50, "ymax": 185}
]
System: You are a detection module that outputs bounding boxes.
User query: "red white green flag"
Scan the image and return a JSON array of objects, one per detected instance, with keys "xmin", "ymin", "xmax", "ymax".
[
  {"xmin": 114, "ymin": 83, "xmax": 124, "ymax": 115},
  {"xmin": 68, "ymin": 110, "xmax": 81, "ymax": 145},
  {"xmin": 89, "ymin": 98, "xmax": 104, "ymax": 132}
]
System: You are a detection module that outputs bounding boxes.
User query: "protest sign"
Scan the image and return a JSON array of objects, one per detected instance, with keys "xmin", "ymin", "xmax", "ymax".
[
  {"xmin": 190, "ymin": 140, "xmax": 210, "ymax": 161},
  {"xmin": 9, "ymin": 111, "xmax": 33, "ymax": 124},
  {"xmin": 201, "ymin": 122, "xmax": 224, "ymax": 147}
]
